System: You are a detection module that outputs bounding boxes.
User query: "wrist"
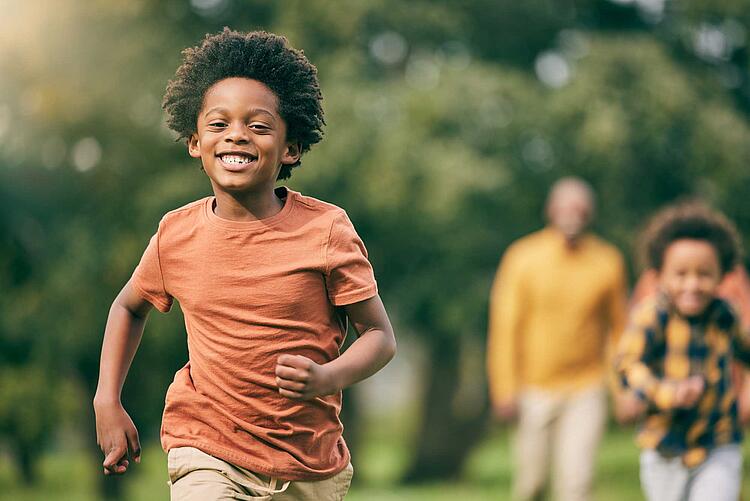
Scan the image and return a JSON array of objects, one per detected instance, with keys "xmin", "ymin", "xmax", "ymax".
[
  {"xmin": 321, "ymin": 363, "xmax": 344, "ymax": 395},
  {"xmin": 93, "ymin": 392, "xmax": 122, "ymax": 409}
]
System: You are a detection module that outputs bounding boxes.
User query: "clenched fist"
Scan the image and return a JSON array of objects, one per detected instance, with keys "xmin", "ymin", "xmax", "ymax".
[{"xmin": 275, "ymin": 354, "xmax": 337, "ymax": 400}]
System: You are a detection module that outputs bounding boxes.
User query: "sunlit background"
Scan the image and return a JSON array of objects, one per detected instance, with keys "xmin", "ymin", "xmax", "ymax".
[{"xmin": 2, "ymin": 0, "xmax": 750, "ymax": 499}]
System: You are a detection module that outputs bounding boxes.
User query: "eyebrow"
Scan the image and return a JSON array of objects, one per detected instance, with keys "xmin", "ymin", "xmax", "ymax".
[{"xmin": 203, "ymin": 107, "xmax": 277, "ymax": 120}]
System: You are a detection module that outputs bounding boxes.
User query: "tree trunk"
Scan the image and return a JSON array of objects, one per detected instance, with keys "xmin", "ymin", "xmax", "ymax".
[
  {"xmin": 99, "ymin": 473, "xmax": 127, "ymax": 501},
  {"xmin": 402, "ymin": 336, "xmax": 488, "ymax": 483},
  {"xmin": 16, "ymin": 445, "xmax": 36, "ymax": 485}
]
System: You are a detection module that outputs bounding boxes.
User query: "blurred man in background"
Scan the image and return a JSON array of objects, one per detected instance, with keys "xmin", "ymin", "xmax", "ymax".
[{"xmin": 487, "ymin": 177, "xmax": 628, "ymax": 501}]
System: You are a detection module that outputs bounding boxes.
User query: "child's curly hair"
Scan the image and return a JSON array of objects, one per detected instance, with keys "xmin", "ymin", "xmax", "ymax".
[
  {"xmin": 162, "ymin": 28, "xmax": 324, "ymax": 180},
  {"xmin": 639, "ymin": 201, "xmax": 742, "ymax": 274}
]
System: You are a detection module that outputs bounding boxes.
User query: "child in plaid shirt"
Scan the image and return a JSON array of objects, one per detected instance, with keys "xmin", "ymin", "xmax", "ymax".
[{"xmin": 617, "ymin": 202, "xmax": 750, "ymax": 501}]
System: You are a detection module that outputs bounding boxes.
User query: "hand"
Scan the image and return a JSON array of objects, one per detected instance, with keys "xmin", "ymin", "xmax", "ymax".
[
  {"xmin": 275, "ymin": 354, "xmax": 336, "ymax": 400},
  {"xmin": 674, "ymin": 376, "xmax": 705, "ymax": 409},
  {"xmin": 614, "ymin": 391, "xmax": 646, "ymax": 424},
  {"xmin": 492, "ymin": 398, "xmax": 518, "ymax": 422},
  {"xmin": 93, "ymin": 399, "xmax": 141, "ymax": 475}
]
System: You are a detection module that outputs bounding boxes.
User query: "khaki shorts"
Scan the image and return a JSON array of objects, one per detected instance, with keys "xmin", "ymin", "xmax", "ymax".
[{"xmin": 167, "ymin": 446, "xmax": 354, "ymax": 501}]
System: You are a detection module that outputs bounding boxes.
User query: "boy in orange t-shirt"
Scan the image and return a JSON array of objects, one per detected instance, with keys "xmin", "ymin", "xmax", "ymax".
[{"xmin": 93, "ymin": 29, "xmax": 396, "ymax": 500}]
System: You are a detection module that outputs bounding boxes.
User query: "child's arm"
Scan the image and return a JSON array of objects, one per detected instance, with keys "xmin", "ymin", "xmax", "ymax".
[
  {"xmin": 275, "ymin": 294, "xmax": 396, "ymax": 400},
  {"xmin": 616, "ymin": 310, "xmax": 703, "ymax": 411},
  {"xmin": 93, "ymin": 280, "xmax": 153, "ymax": 475},
  {"xmin": 731, "ymin": 317, "xmax": 750, "ymax": 368}
]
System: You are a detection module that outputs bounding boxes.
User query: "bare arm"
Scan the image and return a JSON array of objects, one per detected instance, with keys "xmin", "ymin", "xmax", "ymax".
[
  {"xmin": 275, "ymin": 294, "xmax": 396, "ymax": 400},
  {"xmin": 93, "ymin": 280, "xmax": 153, "ymax": 475}
]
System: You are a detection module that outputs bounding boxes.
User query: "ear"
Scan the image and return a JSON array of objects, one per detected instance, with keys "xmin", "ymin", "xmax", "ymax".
[
  {"xmin": 544, "ymin": 200, "xmax": 553, "ymax": 222},
  {"xmin": 187, "ymin": 134, "xmax": 201, "ymax": 158},
  {"xmin": 281, "ymin": 142, "xmax": 301, "ymax": 165}
]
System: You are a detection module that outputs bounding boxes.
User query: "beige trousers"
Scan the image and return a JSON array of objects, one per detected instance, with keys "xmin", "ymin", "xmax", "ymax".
[
  {"xmin": 167, "ymin": 446, "xmax": 354, "ymax": 501},
  {"xmin": 513, "ymin": 385, "xmax": 607, "ymax": 501}
]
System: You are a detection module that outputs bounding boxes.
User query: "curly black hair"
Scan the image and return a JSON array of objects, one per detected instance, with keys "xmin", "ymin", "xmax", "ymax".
[
  {"xmin": 639, "ymin": 201, "xmax": 742, "ymax": 275},
  {"xmin": 162, "ymin": 28, "xmax": 324, "ymax": 180}
]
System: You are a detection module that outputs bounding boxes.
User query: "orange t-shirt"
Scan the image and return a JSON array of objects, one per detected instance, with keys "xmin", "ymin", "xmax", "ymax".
[{"xmin": 130, "ymin": 187, "xmax": 377, "ymax": 480}]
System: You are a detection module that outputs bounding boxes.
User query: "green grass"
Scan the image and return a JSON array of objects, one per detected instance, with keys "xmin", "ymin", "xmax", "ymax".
[
  {"xmin": 0, "ymin": 425, "xmax": 748, "ymax": 500},
  {"xmin": 346, "ymin": 424, "xmax": 643, "ymax": 501}
]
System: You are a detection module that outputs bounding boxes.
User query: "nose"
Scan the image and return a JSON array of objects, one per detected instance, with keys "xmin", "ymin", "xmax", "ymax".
[
  {"xmin": 683, "ymin": 275, "xmax": 701, "ymax": 291},
  {"xmin": 225, "ymin": 121, "xmax": 250, "ymax": 144}
]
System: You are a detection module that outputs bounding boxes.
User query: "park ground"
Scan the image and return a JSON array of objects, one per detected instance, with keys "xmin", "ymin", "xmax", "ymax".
[{"xmin": 2, "ymin": 418, "xmax": 750, "ymax": 501}]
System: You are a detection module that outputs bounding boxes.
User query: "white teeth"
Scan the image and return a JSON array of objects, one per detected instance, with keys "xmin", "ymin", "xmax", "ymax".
[{"xmin": 221, "ymin": 154, "xmax": 253, "ymax": 164}]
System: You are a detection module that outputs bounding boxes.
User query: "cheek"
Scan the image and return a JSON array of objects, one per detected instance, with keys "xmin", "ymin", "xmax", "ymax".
[
  {"xmin": 699, "ymin": 277, "xmax": 721, "ymax": 293},
  {"xmin": 661, "ymin": 275, "xmax": 683, "ymax": 293},
  {"xmin": 665, "ymin": 281, "xmax": 681, "ymax": 295},
  {"xmin": 260, "ymin": 135, "xmax": 284, "ymax": 152}
]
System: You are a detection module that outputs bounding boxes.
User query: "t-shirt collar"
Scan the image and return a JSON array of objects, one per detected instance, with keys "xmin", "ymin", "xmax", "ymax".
[{"xmin": 204, "ymin": 186, "xmax": 296, "ymax": 231}]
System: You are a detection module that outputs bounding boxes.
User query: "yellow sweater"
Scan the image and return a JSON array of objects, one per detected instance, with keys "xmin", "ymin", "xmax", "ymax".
[{"xmin": 487, "ymin": 227, "xmax": 627, "ymax": 402}]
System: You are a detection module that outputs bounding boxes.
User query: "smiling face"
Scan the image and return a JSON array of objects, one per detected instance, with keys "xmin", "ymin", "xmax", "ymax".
[
  {"xmin": 187, "ymin": 77, "xmax": 300, "ymax": 195},
  {"xmin": 659, "ymin": 239, "xmax": 723, "ymax": 317}
]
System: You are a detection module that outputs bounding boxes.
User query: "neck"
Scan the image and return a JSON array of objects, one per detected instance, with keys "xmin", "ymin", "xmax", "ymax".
[
  {"xmin": 549, "ymin": 226, "xmax": 583, "ymax": 249},
  {"xmin": 564, "ymin": 234, "xmax": 580, "ymax": 249},
  {"xmin": 211, "ymin": 185, "xmax": 284, "ymax": 222}
]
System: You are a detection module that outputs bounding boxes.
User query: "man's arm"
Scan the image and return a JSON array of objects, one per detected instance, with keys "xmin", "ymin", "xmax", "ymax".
[
  {"xmin": 487, "ymin": 247, "xmax": 526, "ymax": 420},
  {"xmin": 93, "ymin": 280, "xmax": 153, "ymax": 475},
  {"xmin": 275, "ymin": 294, "xmax": 396, "ymax": 400}
]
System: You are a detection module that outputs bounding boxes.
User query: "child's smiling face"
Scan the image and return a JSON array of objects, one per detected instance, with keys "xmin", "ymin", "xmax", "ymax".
[
  {"xmin": 187, "ymin": 77, "xmax": 300, "ymax": 195},
  {"xmin": 659, "ymin": 238, "xmax": 723, "ymax": 317}
]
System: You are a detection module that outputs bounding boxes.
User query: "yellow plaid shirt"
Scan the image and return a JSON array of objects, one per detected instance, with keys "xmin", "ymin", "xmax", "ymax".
[{"xmin": 616, "ymin": 294, "xmax": 750, "ymax": 466}]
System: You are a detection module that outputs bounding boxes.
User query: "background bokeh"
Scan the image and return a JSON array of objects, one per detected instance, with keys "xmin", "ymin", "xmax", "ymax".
[{"xmin": 2, "ymin": 0, "xmax": 750, "ymax": 499}]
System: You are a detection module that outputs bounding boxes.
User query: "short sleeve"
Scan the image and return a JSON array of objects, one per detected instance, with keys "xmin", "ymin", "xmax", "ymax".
[
  {"xmin": 130, "ymin": 229, "xmax": 173, "ymax": 313},
  {"xmin": 324, "ymin": 212, "xmax": 378, "ymax": 306}
]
